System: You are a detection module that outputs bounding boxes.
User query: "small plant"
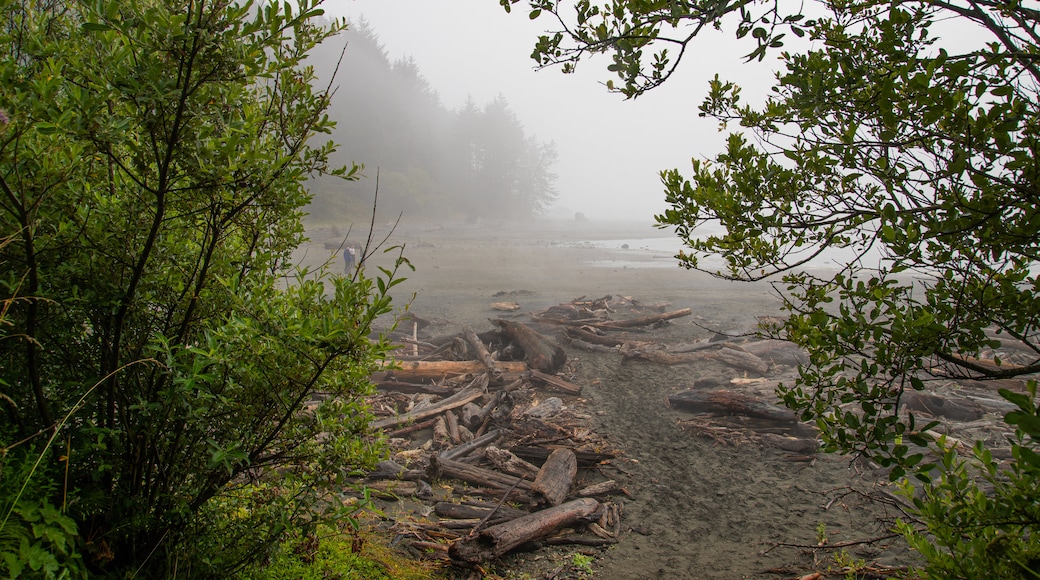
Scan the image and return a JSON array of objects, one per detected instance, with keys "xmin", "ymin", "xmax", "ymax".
[
  {"xmin": 830, "ymin": 548, "xmax": 868, "ymax": 580},
  {"xmin": 571, "ymin": 552, "xmax": 594, "ymax": 576},
  {"xmin": 815, "ymin": 522, "xmax": 828, "ymax": 546}
]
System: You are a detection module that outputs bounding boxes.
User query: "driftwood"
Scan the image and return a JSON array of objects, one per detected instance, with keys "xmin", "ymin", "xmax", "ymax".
[
  {"xmin": 511, "ymin": 446, "xmax": 615, "ymax": 468},
  {"xmin": 589, "ymin": 307, "xmax": 691, "ymax": 329},
  {"xmin": 904, "ymin": 391, "xmax": 985, "ymax": 422},
  {"xmin": 440, "ymin": 429, "xmax": 504, "ymax": 461},
  {"xmin": 449, "ymin": 498, "xmax": 603, "ymax": 564},
  {"xmin": 531, "ymin": 448, "xmax": 578, "ymax": 506},
  {"xmin": 485, "ymin": 446, "xmax": 542, "ymax": 480},
  {"xmin": 492, "ymin": 319, "xmax": 566, "ymax": 374},
  {"xmin": 380, "ymin": 360, "xmax": 528, "ymax": 382},
  {"xmin": 431, "ymin": 455, "xmax": 535, "ymax": 493},
  {"xmin": 564, "ymin": 326, "xmax": 638, "ymax": 348},
  {"xmin": 374, "ymin": 381, "xmax": 454, "ymax": 396},
  {"xmin": 668, "ymin": 390, "xmax": 798, "ymax": 422},
  {"xmin": 371, "ymin": 384, "xmax": 487, "ymax": 430},
  {"xmin": 625, "ymin": 344, "xmax": 769, "ymax": 375},
  {"xmin": 464, "ymin": 326, "xmax": 503, "ymax": 380},
  {"xmin": 577, "ymin": 480, "xmax": 620, "ymax": 498},
  {"xmin": 434, "ymin": 501, "xmax": 527, "ymax": 523},
  {"xmin": 529, "ymin": 369, "xmax": 583, "ymax": 395}
]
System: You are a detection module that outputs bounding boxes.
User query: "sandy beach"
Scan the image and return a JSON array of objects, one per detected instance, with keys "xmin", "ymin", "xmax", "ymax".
[{"xmin": 298, "ymin": 218, "xmax": 913, "ymax": 579}]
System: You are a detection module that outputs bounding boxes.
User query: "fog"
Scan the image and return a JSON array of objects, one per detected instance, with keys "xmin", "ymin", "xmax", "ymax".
[{"xmin": 322, "ymin": 0, "xmax": 779, "ymax": 223}]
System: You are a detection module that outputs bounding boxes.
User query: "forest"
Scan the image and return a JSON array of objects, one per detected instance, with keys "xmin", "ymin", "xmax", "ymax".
[{"xmin": 305, "ymin": 21, "xmax": 559, "ymax": 224}]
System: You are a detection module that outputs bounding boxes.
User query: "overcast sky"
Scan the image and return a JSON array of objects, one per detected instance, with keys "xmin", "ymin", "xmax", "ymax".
[{"xmin": 324, "ymin": 0, "xmax": 779, "ymax": 222}]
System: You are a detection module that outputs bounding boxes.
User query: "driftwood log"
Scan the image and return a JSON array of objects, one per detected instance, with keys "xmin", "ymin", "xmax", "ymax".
[
  {"xmin": 370, "ymin": 383, "xmax": 487, "ymax": 430},
  {"xmin": 492, "ymin": 319, "xmax": 566, "ymax": 374},
  {"xmin": 668, "ymin": 390, "xmax": 798, "ymax": 422},
  {"xmin": 449, "ymin": 498, "xmax": 603, "ymax": 564},
  {"xmin": 378, "ymin": 360, "xmax": 528, "ymax": 382},
  {"xmin": 529, "ymin": 369, "xmax": 582, "ymax": 395},
  {"xmin": 485, "ymin": 446, "xmax": 541, "ymax": 480},
  {"xmin": 464, "ymin": 326, "xmax": 503, "ymax": 380},
  {"xmin": 531, "ymin": 448, "xmax": 578, "ymax": 506},
  {"xmin": 431, "ymin": 455, "xmax": 535, "ymax": 494},
  {"xmin": 589, "ymin": 307, "xmax": 692, "ymax": 329},
  {"xmin": 624, "ymin": 344, "xmax": 769, "ymax": 375}
]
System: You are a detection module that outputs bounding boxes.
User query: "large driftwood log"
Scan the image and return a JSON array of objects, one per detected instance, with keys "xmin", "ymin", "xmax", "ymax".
[
  {"xmin": 590, "ymin": 307, "xmax": 691, "ymax": 329},
  {"xmin": 531, "ymin": 448, "xmax": 578, "ymax": 506},
  {"xmin": 564, "ymin": 326, "xmax": 645, "ymax": 348},
  {"xmin": 370, "ymin": 383, "xmax": 487, "ymax": 430},
  {"xmin": 431, "ymin": 455, "xmax": 535, "ymax": 493},
  {"xmin": 668, "ymin": 390, "xmax": 798, "ymax": 422},
  {"xmin": 434, "ymin": 501, "xmax": 527, "ymax": 523},
  {"xmin": 449, "ymin": 498, "xmax": 603, "ymax": 564},
  {"xmin": 492, "ymin": 319, "xmax": 566, "ymax": 374},
  {"xmin": 624, "ymin": 344, "xmax": 769, "ymax": 375},
  {"xmin": 378, "ymin": 360, "xmax": 527, "ymax": 382}
]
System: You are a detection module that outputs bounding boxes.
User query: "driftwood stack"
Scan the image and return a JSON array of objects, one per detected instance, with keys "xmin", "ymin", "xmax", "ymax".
[{"xmin": 361, "ymin": 308, "xmax": 625, "ymax": 567}]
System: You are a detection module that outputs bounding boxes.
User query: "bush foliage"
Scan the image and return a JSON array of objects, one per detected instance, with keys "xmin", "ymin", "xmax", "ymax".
[{"xmin": 1, "ymin": 0, "xmax": 403, "ymax": 575}]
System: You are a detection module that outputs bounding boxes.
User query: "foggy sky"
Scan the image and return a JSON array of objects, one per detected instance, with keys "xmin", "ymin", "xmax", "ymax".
[{"xmin": 324, "ymin": 0, "xmax": 779, "ymax": 222}]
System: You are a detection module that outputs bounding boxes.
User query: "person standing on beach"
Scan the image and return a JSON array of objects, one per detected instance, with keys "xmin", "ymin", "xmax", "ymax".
[{"xmin": 343, "ymin": 244, "xmax": 357, "ymax": 274}]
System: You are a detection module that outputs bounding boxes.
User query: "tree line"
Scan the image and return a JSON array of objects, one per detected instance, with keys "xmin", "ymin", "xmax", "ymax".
[{"xmin": 307, "ymin": 22, "xmax": 559, "ymax": 224}]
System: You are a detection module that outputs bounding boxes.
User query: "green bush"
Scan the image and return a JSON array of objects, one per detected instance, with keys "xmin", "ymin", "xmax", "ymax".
[
  {"xmin": 897, "ymin": 383, "xmax": 1040, "ymax": 579},
  {"xmin": 0, "ymin": 0, "xmax": 405, "ymax": 575}
]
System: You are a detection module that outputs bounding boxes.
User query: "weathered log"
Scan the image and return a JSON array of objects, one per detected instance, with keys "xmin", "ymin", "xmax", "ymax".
[
  {"xmin": 431, "ymin": 455, "xmax": 534, "ymax": 492},
  {"xmin": 564, "ymin": 326, "xmax": 627, "ymax": 347},
  {"xmin": 492, "ymin": 319, "xmax": 566, "ymax": 374},
  {"xmin": 591, "ymin": 307, "xmax": 691, "ymax": 329},
  {"xmin": 529, "ymin": 369, "xmax": 583, "ymax": 395},
  {"xmin": 365, "ymin": 460, "xmax": 426, "ymax": 481},
  {"xmin": 706, "ymin": 346, "xmax": 770, "ymax": 375},
  {"xmin": 385, "ymin": 416, "xmax": 439, "ymax": 438},
  {"xmin": 374, "ymin": 381, "xmax": 454, "ymax": 396},
  {"xmin": 440, "ymin": 428, "xmax": 504, "ymax": 461},
  {"xmin": 904, "ymin": 391, "xmax": 985, "ymax": 422},
  {"xmin": 531, "ymin": 448, "xmax": 578, "ymax": 506},
  {"xmin": 668, "ymin": 390, "xmax": 798, "ymax": 422},
  {"xmin": 760, "ymin": 434, "xmax": 819, "ymax": 454},
  {"xmin": 464, "ymin": 326, "xmax": 503, "ymax": 380},
  {"xmin": 434, "ymin": 501, "xmax": 527, "ymax": 523},
  {"xmin": 449, "ymin": 498, "xmax": 603, "ymax": 564},
  {"xmin": 577, "ymin": 480, "xmax": 620, "ymax": 498},
  {"xmin": 511, "ymin": 446, "xmax": 615, "ymax": 468},
  {"xmin": 370, "ymin": 384, "xmax": 486, "ymax": 430},
  {"xmin": 378, "ymin": 360, "xmax": 527, "ymax": 382},
  {"xmin": 738, "ymin": 339, "xmax": 809, "ymax": 367},
  {"xmin": 485, "ymin": 446, "xmax": 541, "ymax": 480},
  {"xmin": 623, "ymin": 345, "xmax": 769, "ymax": 375},
  {"xmin": 445, "ymin": 410, "xmax": 462, "ymax": 444}
]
